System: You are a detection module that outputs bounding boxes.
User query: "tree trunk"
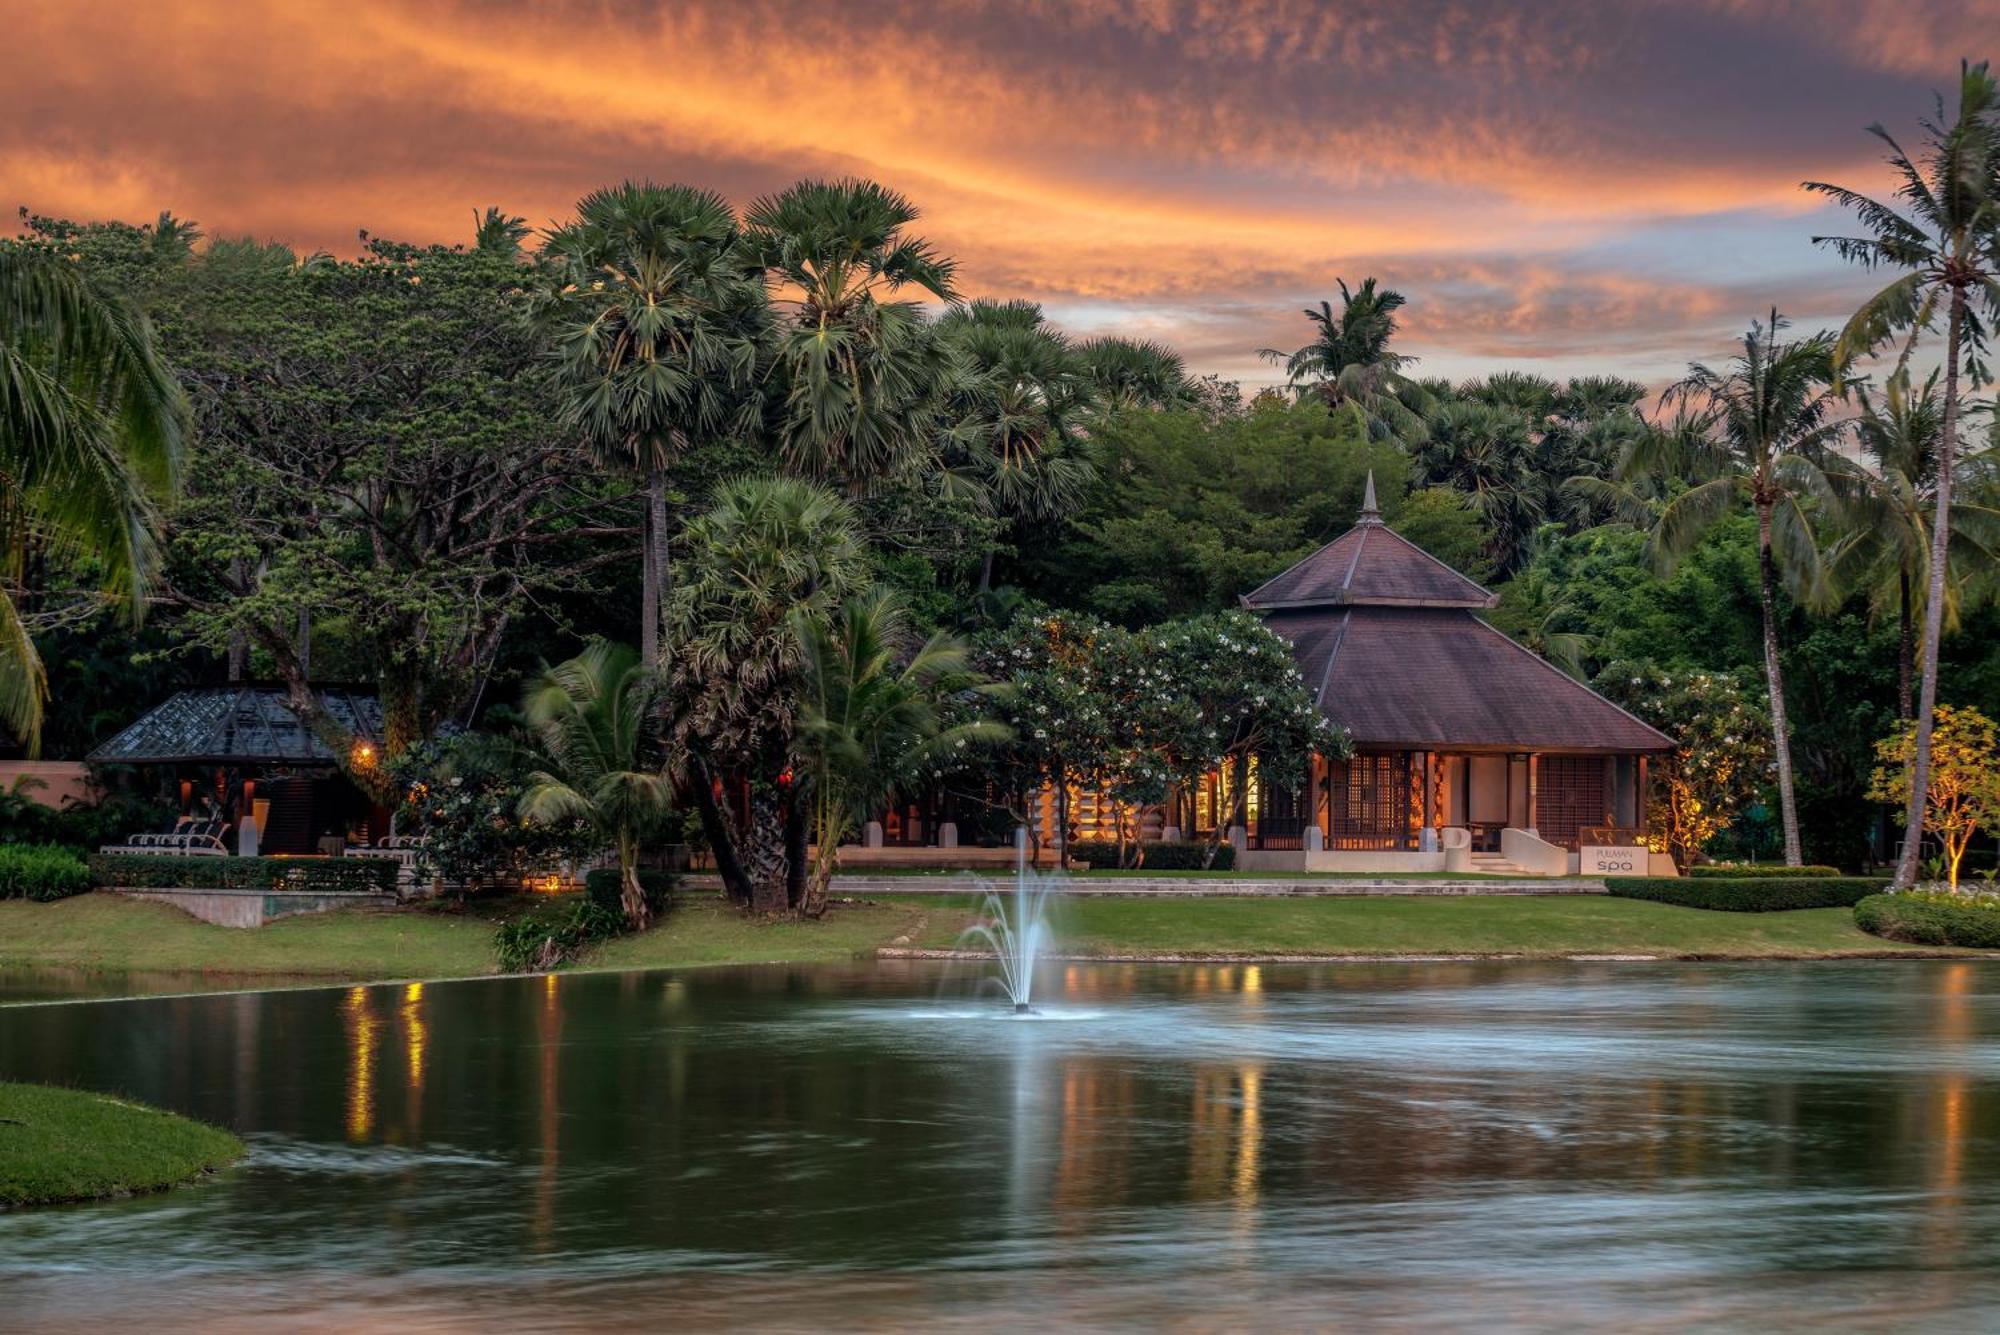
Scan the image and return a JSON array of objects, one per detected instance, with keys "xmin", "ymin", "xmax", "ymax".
[
  {"xmin": 977, "ymin": 549, "xmax": 995, "ymax": 596},
  {"xmin": 687, "ymin": 759, "xmax": 752, "ymax": 904},
  {"xmin": 1754, "ymin": 502, "xmax": 1803, "ymax": 866},
  {"xmin": 618, "ymin": 835, "xmax": 651, "ymax": 933},
  {"xmin": 1896, "ymin": 289, "xmax": 1963, "ymax": 890},
  {"xmin": 1897, "ymin": 571, "xmax": 1915, "ymax": 721},
  {"xmin": 379, "ymin": 665, "xmax": 423, "ymax": 761},
  {"xmin": 646, "ymin": 468, "xmax": 670, "ymax": 669},
  {"xmin": 741, "ymin": 788, "xmax": 790, "ymax": 914},
  {"xmin": 784, "ymin": 789, "xmax": 808, "ymax": 913}
]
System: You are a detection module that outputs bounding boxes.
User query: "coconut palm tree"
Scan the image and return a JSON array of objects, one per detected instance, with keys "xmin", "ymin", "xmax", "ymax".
[
  {"xmin": 1804, "ymin": 59, "xmax": 2000, "ymax": 887},
  {"xmin": 935, "ymin": 300, "xmax": 1098, "ymax": 590},
  {"xmin": 1623, "ymin": 312, "xmax": 1846, "ymax": 866},
  {"xmin": 1829, "ymin": 371, "xmax": 2000, "ymax": 719},
  {"xmin": 746, "ymin": 178, "xmax": 957, "ymax": 490},
  {"xmin": 0, "ymin": 245, "xmax": 187, "ymax": 752},
  {"xmin": 791, "ymin": 588, "xmax": 1006, "ymax": 917},
  {"xmin": 1260, "ymin": 277, "xmax": 1432, "ymax": 441},
  {"xmin": 472, "ymin": 207, "xmax": 530, "ymax": 258},
  {"xmin": 665, "ymin": 475, "xmax": 872, "ymax": 910},
  {"xmin": 518, "ymin": 641, "xmax": 672, "ymax": 931},
  {"xmin": 542, "ymin": 181, "xmax": 770, "ymax": 667}
]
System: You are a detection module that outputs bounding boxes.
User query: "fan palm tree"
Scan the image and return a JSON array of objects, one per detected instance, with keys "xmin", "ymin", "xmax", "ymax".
[
  {"xmin": 1260, "ymin": 277, "xmax": 1432, "ymax": 441},
  {"xmin": 1622, "ymin": 312, "xmax": 1846, "ymax": 866},
  {"xmin": 792, "ymin": 588, "xmax": 1006, "ymax": 917},
  {"xmin": 472, "ymin": 207, "xmax": 530, "ymax": 258},
  {"xmin": 518, "ymin": 641, "xmax": 672, "ymax": 931},
  {"xmin": 1413, "ymin": 399, "xmax": 1544, "ymax": 573},
  {"xmin": 1804, "ymin": 59, "xmax": 2000, "ymax": 886},
  {"xmin": 935, "ymin": 300, "xmax": 1098, "ymax": 590},
  {"xmin": 542, "ymin": 181, "xmax": 770, "ymax": 667},
  {"xmin": 1828, "ymin": 371, "xmax": 2000, "ymax": 718},
  {"xmin": 746, "ymin": 178, "xmax": 957, "ymax": 489},
  {"xmin": 1075, "ymin": 335, "xmax": 1197, "ymax": 411},
  {"xmin": 665, "ymin": 475, "xmax": 872, "ymax": 910},
  {"xmin": 0, "ymin": 245, "xmax": 187, "ymax": 752}
]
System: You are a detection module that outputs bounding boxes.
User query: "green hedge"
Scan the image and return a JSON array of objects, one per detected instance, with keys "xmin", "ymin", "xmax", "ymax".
[
  {"xmin": 0, "ymin": 844, "xmax": 91, "ymax": 901},
  {"xmin": 1855, "ymin": 892, "xmax": 2000, "ymax": 949},
  {"xmin": 583, "ymin": 868, "xmax": 677, "ymax": 917},
  {"xmin": 1067, "ymin": 840, "xmax": 1236, "ymax": 871},
  {"xmin": 1688, "ymin": 864, "xmax": 1843, "ymax": 878},
  {"xmin": 89, "ymin": 854, "xmax": 398, "ymax": 895},
  {"xmin": 495, "ymin": 896, "xmax": 625, "ymax": 972},
  {"xmin": 1607, "ymin": 875, "xmax": 1888, "ymax": 912}
]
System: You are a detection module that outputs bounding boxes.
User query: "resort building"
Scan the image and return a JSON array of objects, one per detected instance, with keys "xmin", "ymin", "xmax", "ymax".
[{"xmin": 1225, "ymin": 477, "xmax": 1672, "ymax": 874}]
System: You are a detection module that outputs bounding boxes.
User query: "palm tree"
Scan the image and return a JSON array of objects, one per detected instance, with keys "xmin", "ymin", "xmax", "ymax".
[
  {"xmin": 792, "ymin": 589, "xmax": 1005, "ymax": 917},
  {"xmin": 746, "ymin": 178, "xmax": 958, "ymax": 489},
  {"xmin": 1260, "ymin": 277, "xmax": 1432, "ymax": 441},
  {"xmin": 935, "ymin": 300, "xmax": 1098, "ymax": 590},
  {"xmin": 0, "ymin": 245, "xmax": 187, "ymax": 752},
  {"xmin": 1413, "ymin": 399, "xmax": 1544, "ymax": 573},
  {"xmin": 1075, "ymin": 336, "xmax": 1197, "ymax": 411},
  {"xmin": 665, "ymin": 475, "xmax": 872, "ymax": 910},
  {"xmin": 518, "ymin": 641, "xmax": 673, "ymax": 932},
  {"xmin": 1829, "ymin": 371, "xmax": 2000, "ymax": 718},
  {"xmin": 472, "ymin": 207, "xmax": 530, "ymax": 258},
  {"xmin": 1624, "ymin": 312, "xmax": 1846, "ymax": 866},
  {"xmin": 542, "ymin": 181, "xmax": 770, "ymax": 667},
  {"xmin": 1804, "ymin": 60, "xmax": 2000, "ymax": 888}
]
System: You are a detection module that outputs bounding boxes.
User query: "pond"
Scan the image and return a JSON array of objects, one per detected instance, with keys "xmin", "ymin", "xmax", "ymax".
[{"xmin": 4, "ymin": 959, "xmax": 1999, "ymax": 1329}]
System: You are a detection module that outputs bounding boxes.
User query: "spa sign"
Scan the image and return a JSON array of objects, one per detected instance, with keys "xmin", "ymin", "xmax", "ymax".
[{"xmin": 1580, "ymin": 844, "xmax": 1647, "ymax": 875}]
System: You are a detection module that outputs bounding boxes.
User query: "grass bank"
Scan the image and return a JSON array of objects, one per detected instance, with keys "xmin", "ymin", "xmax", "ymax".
[{"xmin": 0, "ymin": 1082, "xmax": 242, "ymax": 1207}]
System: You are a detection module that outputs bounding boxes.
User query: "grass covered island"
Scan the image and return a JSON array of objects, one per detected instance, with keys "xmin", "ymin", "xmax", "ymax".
[{"xmin": 0, "ymin": 1082, "xmax": 243, "ymax": 1208}]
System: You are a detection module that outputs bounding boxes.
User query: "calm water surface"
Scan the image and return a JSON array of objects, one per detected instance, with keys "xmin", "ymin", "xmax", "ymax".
[{"xmin": 3, "ymin": 959, "xmax": 1999, "ymax": 1331}]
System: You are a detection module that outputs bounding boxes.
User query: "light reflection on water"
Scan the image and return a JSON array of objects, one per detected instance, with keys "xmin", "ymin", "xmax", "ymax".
[{"xmin": 2, "ymin": 959, "xmax": 2000, "ymax": 1329}]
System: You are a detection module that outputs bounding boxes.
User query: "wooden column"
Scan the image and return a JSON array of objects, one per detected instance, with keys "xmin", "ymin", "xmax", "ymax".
[
  {"xmin": 1421, "ymin": 751, "xmax": 1435, "ymax": 833},
  {"xmin": 1527, "ymin": 753, "xmax": 1540, "ymax": 833},
  {"xmin": 1635, "ymin": 756, "xmax": 1649, "ymax": 834}
]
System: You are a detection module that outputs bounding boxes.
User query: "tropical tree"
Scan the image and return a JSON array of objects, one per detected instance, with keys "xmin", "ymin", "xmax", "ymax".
[
  {"xmin": 1805, "ymin": 59, "xmax": 2000, "ymax": 888},
  {"xmin": 0, "ymin": 243, "xmax": 186, "ymax": 752},
  {"xmin": 1828, "ymin": 370, "xmax": 2000, "ymax": 718},
  {"xmin": 1868, "ymin": 703, "xmax": 2000, "ymax": 889},
  {"xmin": 472, "ymin": 206, "xmax": 530, "ymax": 258},
  {"xmin": 518, "ymin": 642, "xmax": 673, "ymax": 930},
  {"xmin": 792, "ymin": 589, "xmax": 1006, "ymax": 916},
  {"xmin": 935, "ymin": 300, "xmax": 1097, "ymax": 590},
  {"xmin": 1597, "ymin": 661, "xmax": 1772, "ymax": 869},
  {"xmin": 746, "ymin": 178, "xmax": 957, "ymax": 489},
  {"xmin": 665, "ymin": 475, "xmax": 872, "ymax": 911},
  {"xmin": 543, "ymin": 181, "xmax": 770, "ymax": 666},
  {"xmin": 1075, "ymin": 336, "xmax": 1197, "ymax": 411},
  {"xmin": 1260, "ymin": 277, "xmax": 1431, "ymax": 441},
  {"xmin": 1617, "ymin": 313, "xmax": 1846, "ymax": 866},
  {"xmin": 1412, "ymin": 399, "xmax": 1544, "ymax": 573}
]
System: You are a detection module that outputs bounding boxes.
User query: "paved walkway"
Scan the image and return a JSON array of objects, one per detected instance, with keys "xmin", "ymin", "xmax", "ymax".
[{"xmin": 684, "ymin": 874, "xmax": 1607, "ymax": 897}]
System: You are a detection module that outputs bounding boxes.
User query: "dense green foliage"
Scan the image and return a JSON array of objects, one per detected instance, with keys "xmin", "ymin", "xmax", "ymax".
[
  {"xmin": 1606, "ymin": 875, "xmax": 1887, "ymax": 911},
  {"xmin": 494, "ymin": 894, "xmax": 628, "ymax": 972},
  {"xmin": 1854, "ymin": 891, "xmax": 2000, "ymax": 948},
  {"xmin": 1687, "ymin": 864, "xmax": 1843, "ymax": 878},
  {"xmin": 1066, "ymin": 840, "xmax": 1238, "ymax": 871},
  {"xmin": 0, "ymin": 844, "xmax": 90, "ymax": 900},
  {"xmin": 89, "ymin": 853, "xmax": 398, "ymax": 894},
  {"xmin": 583, "ymin": 868, "xmax": 677, "ymax": 918}
]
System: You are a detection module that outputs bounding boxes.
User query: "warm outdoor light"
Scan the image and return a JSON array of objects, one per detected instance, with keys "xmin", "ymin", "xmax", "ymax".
[{"xmin": 353, "ymin": 741, "xmax": 377, "ymax": 768}]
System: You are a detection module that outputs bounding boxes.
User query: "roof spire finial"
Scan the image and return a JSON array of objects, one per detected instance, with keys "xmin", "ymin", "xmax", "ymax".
[{"xmin": 1358, "ymin": 470, "xmax": 1381, "ymax": 524}]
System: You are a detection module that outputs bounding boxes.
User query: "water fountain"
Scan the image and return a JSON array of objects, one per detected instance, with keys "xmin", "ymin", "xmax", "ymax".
[{"xmin": 955, "ymin": 830, "xmax": 1059, "ymax": 1014}]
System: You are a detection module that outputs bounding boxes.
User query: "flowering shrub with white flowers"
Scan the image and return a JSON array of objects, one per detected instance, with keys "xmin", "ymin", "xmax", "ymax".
[{"xmin": 1595, "ymin": 659, "xmax": 1771, "ymax": 869}]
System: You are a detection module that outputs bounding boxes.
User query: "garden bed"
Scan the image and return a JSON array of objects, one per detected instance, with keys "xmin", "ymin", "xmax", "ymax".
[{"xmin": 1854, "ymin": 892, "xmax": 2000, "ymax": 949}]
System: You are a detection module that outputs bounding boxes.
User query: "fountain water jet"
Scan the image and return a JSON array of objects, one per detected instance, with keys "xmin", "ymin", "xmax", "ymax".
[{"xmin": 956, "ymin": 830, "xmax": 1059, "ymax": 1015}]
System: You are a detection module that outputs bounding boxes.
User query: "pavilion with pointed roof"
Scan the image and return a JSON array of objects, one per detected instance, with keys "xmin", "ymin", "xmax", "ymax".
[{"xmin": 1211, "ymin": 474, "xmax": 1672, "ymax": 874}]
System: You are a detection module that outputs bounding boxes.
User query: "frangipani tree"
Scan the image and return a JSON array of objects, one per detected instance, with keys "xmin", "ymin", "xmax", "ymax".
[{"xmin": 1596, "ymin": 660, "xmax": 1772, "ymax": 869}]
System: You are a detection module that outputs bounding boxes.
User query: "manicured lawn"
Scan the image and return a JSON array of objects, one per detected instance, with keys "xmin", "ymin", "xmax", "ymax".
[
  {"xmin": 585, "ymin": 894, "xmax": 932, "ymax": 970},
  {"xmin": 0, "ymin": 893, "xmax": 496, "ymax": 983},
  {"xmin": 903, "ymin": 893, "xmax": 1968, "ymax": 958},
  {"xmin": 0, "ymin": 1082, "xmax": 243, "ymax": 1207}
]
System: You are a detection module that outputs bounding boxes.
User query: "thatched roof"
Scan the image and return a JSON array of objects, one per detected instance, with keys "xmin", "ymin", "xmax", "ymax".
[{"xmin": 87, "ymin": 687, "xmax": 382, "ymax": 766}]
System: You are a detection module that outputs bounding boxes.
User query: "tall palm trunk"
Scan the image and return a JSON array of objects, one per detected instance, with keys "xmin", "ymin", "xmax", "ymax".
[
  {"xmin": 1895, "ymin": 291, "xmax": 1963, "ymax": 889},
  {"xmin": 640, "ymin": 468, "xmax": 668, "ymax": 666},
  {"xmin": 1897, "ymin": 571, "xmax": 1914, "ymax": 721},
  {"xmin": 1754, "ymin": 501, "xmax": 1803, "ymax": 866}
]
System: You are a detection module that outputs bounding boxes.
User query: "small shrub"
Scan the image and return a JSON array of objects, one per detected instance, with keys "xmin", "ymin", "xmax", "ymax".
[
  {"xmin": 1854, "ymin": 892, "xmax": 2000, "ymax": 949},
  {"xmin": 0, "ymin": 844, "xmax": 92, "ymax": 901},
  {"xmin": 1607, "ymin": 875, "xmax": 1887, "ymax": 912},
  {"xmin": 583, "ymin": 868, "xmax": 677, "ymax": 918},
  {"xmin": 1067, "ymin": 840, "xmax": 1236, "ymax": 872},
  {"xmin": 495, "ymin": 895, "xmax": 625, "ymax": 972},
  {"xmin": 1688, "ymin": 864, "xmax": 1843, "ymax": 879},
  {"xmin": 89, "ymin": 854, "xmax": 398, "ymax": 895}
]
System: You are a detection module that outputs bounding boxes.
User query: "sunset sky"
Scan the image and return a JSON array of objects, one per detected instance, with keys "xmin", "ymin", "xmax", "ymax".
[{"xmin": 9, "ymin": 1, "xmax": 1998, "ymax": 387}]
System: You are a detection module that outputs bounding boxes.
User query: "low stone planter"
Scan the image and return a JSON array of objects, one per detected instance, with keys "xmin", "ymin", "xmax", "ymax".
[{"xmin": 115, "ymin": 887, "xmax": 398, "ymax": 928}]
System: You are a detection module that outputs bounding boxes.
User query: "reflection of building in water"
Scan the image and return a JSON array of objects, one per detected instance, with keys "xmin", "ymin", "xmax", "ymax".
[
  {"xmin": 533, "ymin": 973, "xmax": 563, "ymax": 1252},
  {"xmin": 402, "ymin": 982, "xmax": 426, "ymax": 1141},
  {"xmin": 1051, "ymin": 1059, "xmax": 1135, "ymax": 1223},
  {"xmin": 1188, "ymin": 1064, "xmax": 1264, "ymax": 1210},
  {"xmin": 1925, "ymin": 963, "xmax": 1974, "ymax": 1262},
  {"xmin": 342, "ymin": 985, "xmax": 375, "ymax": 1143}
]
